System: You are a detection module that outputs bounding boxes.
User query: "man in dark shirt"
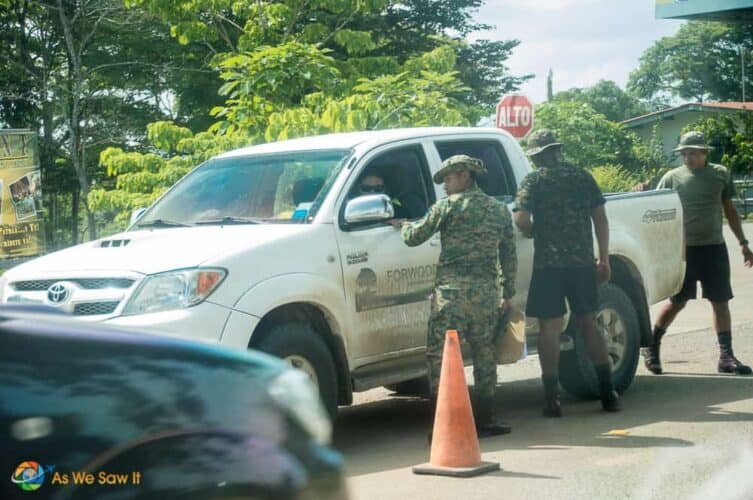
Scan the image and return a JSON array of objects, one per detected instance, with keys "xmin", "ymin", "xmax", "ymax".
[{"xmin": 514, "ymin": 129, "xmax": 620, "ymax": 417}]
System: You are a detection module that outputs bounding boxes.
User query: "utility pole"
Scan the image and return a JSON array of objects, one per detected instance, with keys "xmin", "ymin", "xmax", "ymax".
[
  {"xmin": 742, "ymin": 45, "xmax": 747, "ymax": 103},
  {"xmin": 547, "ymin": 69, "xmax": 553, "ymax": 101}
]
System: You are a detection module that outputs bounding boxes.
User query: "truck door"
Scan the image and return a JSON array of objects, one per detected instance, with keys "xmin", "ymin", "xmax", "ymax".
[
  {"xmin": 430, "ymin": 138, "xmax": 534, "ymax": 320},
  {"xmin": 335, "ymin": 142, "xmax": 439, "ymax": 364}
]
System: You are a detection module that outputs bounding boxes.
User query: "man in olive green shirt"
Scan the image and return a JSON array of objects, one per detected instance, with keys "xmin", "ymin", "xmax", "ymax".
[{"xmin": 643, "ymin": 131, "xmax": 753, "ymax": 376}]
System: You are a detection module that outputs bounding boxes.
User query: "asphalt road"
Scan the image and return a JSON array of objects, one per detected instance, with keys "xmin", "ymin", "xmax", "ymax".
[{"xmin": 336, "ymin": 223, "xmax": 753, "ymax": 500}]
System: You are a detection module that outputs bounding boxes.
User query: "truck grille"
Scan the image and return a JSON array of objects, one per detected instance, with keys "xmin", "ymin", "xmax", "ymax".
[
  {"xmin": 73, "ymin": 301, "xmax": 120, "ymax": 316},
  {"xmin": 99, "ymin": 239, "xmax": 131, "ymax": 248},
  {"xmin": 12, "ymin": 278, "xmax": 135, "ymax": 291}
]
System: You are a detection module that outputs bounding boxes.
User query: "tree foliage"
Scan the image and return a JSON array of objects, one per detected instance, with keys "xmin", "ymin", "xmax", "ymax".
[
  {"xmin": 531, "ymin": 101, "xmax": 659, "ymax": 172},
  {"xmin": 552, "ymin": 80, "xmax": 648, "ymax": 122},
  {"xmin": 590, "ymin": 164, "xmax": 641, "ymax": 193},
  {"xmin": 683, "ymin": 112, "xmax": 753, "ymax": 176},
  {"xmin": 628, "ymin": 22, "xmax": 753, "ymax": 107},
  {"xmin": 0, "ymin": 0, "xmax": 196, "ymax": 244}
]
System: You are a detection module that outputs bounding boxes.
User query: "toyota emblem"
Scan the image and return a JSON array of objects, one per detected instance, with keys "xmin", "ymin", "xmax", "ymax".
[{"xmin": 47, "ymin": 283, "xmax": 69, "ymax": 304}]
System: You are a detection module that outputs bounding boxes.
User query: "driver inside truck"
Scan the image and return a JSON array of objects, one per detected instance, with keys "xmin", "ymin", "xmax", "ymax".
[{"xmin": 354, "ymin": 170, "xmax": 427, "ymax": 220}]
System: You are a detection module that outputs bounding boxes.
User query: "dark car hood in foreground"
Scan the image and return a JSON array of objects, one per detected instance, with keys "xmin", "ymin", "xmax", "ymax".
[{"xmin": 0, "ymin": 314, "xmax": 344, "ymax": 500}]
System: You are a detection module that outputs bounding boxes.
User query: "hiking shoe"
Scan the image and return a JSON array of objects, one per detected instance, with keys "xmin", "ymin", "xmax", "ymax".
[
  {"xmin": 542, "ymin": 397, "xmax": 563, "ymax": 418},
  {"xmin": 718, "ymin": 354, "xmax": 753, "ymax": 375},
  {"xmin": 642, "ymin": 346, "xmax": 663, "ymax": 375},
  {"xmin": 476, "ymin": 419, "xmax": 512, "ymax": 437},
  {"xmin": 601, "ymin": 390, "xmax": 621, "ymax": 412}
]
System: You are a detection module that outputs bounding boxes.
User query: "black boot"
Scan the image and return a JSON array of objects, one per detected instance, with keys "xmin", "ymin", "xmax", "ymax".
[
  {"xmin": 642, "ymin": 326, "xmax": 665, "ymax": 375},
  {"xmin": 542, "ymin": 375, "xmax": 562, "ymax": 418},
  {"xmin": 595, "ymin": 363, "xmax": 621, "ymax": 412},
  {"xmin": 717, "ymin": 331, "xmax": 752, "ymax": 375},
  {"xmin": 473, "ymin": 399, "xmax": 512, "ymax": 437}
]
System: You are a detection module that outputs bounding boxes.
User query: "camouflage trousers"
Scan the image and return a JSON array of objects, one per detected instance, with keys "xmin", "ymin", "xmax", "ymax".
[{"xmin": 426, "ymin": 281, "xmax": 499, "ymax": 401}]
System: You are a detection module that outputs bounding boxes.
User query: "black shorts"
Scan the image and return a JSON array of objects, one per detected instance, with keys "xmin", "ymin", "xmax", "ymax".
[
  {"xmin": 672, "ymin": 244, "xmax": 733, "ymax": 303},
  {"xmin": 526, "ymin": 266, "xmax": 599, "ymax": 319}
]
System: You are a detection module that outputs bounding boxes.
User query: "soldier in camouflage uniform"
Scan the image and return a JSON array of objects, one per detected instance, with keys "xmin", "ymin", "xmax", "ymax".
[
  {"xmin": 513, "ymin": 129, "xmax": 621, "ymax": 417},
  {"xmin": 390, "ymin": 154, "xmax": 517, "ymax": 437}
]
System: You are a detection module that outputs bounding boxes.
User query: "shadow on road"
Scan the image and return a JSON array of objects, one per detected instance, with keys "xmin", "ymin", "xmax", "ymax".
[{"xmin": 334, "ymin": 372, "xmax": 753, "ymax": 477}]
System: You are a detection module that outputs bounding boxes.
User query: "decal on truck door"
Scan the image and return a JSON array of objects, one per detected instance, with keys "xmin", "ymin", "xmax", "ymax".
[
  {"xmin": 642, "ymin": 209, "xmax": 677, "ymax": 224},
  {"xmin": 354, "ymin": 264, "xmax": 436, "ymax": 312},
  {"xmin": 346, "ymin": 250, "xmax": 369, "ymax": 265}
]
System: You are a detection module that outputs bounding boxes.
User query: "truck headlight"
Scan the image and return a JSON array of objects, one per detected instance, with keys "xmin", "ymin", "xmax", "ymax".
[
  {"xmin": 268, "ymin": 369, "xmax": 332, "ymax": 445},
  {"xmin": 122, "ymin": 268, "xmax": 227, "ymax": 316}
]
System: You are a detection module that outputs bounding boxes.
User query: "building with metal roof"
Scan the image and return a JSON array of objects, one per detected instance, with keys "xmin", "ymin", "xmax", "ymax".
[{"xmin": 623, "ymin": 102, "xmax": 752, "ymax": 165}]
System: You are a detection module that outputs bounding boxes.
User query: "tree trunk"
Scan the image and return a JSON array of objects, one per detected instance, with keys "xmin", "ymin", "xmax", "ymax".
[
  {"xmin": 57, "ymin": 0, "xmax": 95, "ymax": 243},
  {"xmin": 71, "ymin": 188, "xmax": 79, "ymax": 245},
  {"xmin": 49, "ymin": 193, "xmax": 57, "ymax": 250}
]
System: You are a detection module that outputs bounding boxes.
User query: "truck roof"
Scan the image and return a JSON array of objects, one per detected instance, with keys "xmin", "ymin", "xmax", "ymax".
[{"xmin": 216, "ymin": 127, "xmax": 513, "ymax": 158}]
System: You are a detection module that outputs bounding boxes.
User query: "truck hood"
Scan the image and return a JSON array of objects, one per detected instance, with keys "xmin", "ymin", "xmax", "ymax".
[{"xmin": 5, "ymin": 225, "xmax": 308, "ymax": 277}]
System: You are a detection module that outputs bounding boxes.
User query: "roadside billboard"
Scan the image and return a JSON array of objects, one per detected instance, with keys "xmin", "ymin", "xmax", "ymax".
[{"xmin": 0, "ymin": 130, "xmax": 45, "ymax": 259}]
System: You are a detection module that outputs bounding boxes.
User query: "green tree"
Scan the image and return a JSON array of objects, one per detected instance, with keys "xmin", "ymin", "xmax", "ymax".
[
  {"xmin": 628, "ymin": 22, "xmax": 753, "ymax": 107},
  {"xmin": 590, "ymin": 164, "xmax": 640, "ymax": 193},
  {"xmin": 531, "ymin": 101, "xmax": 651, "ymax": 172},
  {"xmin": 553, "ymin": 80, "xmax": 648, "ymax": 122},
  {"xmin": 683, "ymin": 112, "xmax": 753, "ymax": 176},
  {"xmin": 213, "ymin": 44, "xmax": 471, "ymax": 139},
  {"xmin": 129, "ymin": 0, "xmax": 531, "ymax": 117},
  {"xmin": 0, "ymin": 0, "xmax": 218, "ymax": 246}
]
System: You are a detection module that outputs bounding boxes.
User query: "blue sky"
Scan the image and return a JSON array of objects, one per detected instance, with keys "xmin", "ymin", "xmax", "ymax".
[{"xmin": 471, "ymin": 1, "xmax": 685, "ymax": 103}]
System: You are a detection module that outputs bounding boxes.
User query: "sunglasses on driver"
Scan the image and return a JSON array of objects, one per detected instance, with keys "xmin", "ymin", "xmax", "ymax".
[{"xmin": 359, "ymin": 183, "xmax": 386, "ymax": 194}]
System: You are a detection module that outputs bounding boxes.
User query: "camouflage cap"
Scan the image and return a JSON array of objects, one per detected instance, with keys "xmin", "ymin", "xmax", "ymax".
[
  {"xmin": 525, "ymin": 128, "xmax": 563, "ymax": 157},
  {"xmin": 432, "ymin": 154, "xmax": 487, "ymax": 184},
  {"xmin": 674, "ymin": 131, "xmax": 712, "ymax": 152}
]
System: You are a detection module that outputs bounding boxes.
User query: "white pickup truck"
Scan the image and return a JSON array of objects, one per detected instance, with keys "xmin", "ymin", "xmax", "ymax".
[{"xmin": 2, "ymin": 127, "xmax": 685, "ymax": 416}]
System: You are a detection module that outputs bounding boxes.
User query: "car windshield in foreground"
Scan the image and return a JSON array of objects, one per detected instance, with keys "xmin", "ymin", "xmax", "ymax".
[{"xmin": 135, "ymin": 149, "xmax": 350, "ymax": 228}]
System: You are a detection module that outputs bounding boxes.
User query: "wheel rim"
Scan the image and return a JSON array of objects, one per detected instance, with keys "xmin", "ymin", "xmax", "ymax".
[
  {"xmin": 284, "ymin": 355, "xmax": 319, "ymax": 389},
  {"xmin": 597, "ymin": 307, "xmax": 628, "ymax": 373}
]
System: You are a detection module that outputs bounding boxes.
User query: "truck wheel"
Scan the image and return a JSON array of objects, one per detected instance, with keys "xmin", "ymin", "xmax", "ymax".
[
  {"xmin": 256, "ymin": 322, "xmax": 338, "ymax": 419},
  {"xmin": 559, "ymin": 283, "xmax": 641, "ymax": 399},
  {"xmin": 385, "ymin": 377, "xmax": 430, "ymax": 397}
]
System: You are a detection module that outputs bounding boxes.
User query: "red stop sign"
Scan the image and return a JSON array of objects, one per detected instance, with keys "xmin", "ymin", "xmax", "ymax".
[{"xmin": 496, "ymin": 94, "xmax": 534, "ymax": 138}]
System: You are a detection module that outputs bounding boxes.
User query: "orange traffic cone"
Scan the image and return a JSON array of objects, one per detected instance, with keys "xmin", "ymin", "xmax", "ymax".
[{"xmin": 413, "ymin": 330, "xmax": 500, "ymax": 477}]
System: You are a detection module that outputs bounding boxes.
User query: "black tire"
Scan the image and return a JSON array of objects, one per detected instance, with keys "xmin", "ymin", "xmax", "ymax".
[
  {"xmin": 256, "ymin": 322, "xmax": 339, "ymax": 419},
  {"xmin": 559, "ymin": 283, "xmax": 641, "ymax": 399},
  {"xmin": 385, "ymin": 376, "xmax": 430, "ymax": 397}
]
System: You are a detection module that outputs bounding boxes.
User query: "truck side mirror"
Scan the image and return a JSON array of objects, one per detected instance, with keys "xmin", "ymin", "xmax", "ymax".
[
  {"xmin": 130, "ymin": 207, "xmax": 147, "ymax": 226},
  {"xmin": 344, "ymin": 194, "xmax": 394, "ymax": 224}
]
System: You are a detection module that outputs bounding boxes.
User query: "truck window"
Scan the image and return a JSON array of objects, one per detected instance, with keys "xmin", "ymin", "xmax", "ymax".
[
  {"xmin": 434, "ymin": 140, "xmax": 516, "ymax": 198},
  {"xmin": 135, "ymin": 150, "xmax": 350, "ymax": 227},
  {"xmin": 345, "ymin": 145, "xmax": 435, "ymax": 224}
]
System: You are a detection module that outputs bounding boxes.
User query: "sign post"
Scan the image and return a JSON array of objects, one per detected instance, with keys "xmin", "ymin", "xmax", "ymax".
[{"xmin": 495, "ymin": 94, "xmax": 534, "ymax": 138}]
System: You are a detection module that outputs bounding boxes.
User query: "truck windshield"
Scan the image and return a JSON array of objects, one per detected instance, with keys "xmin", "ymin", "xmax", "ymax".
[{"xmin": 135, "ymin": 150, "xmax": 350, "ymax": 227}]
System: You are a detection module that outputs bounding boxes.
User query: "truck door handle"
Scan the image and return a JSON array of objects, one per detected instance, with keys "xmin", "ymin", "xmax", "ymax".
[{"xmin": 430, "ymin": 235, "xmax": 440, "ymax": 247}]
